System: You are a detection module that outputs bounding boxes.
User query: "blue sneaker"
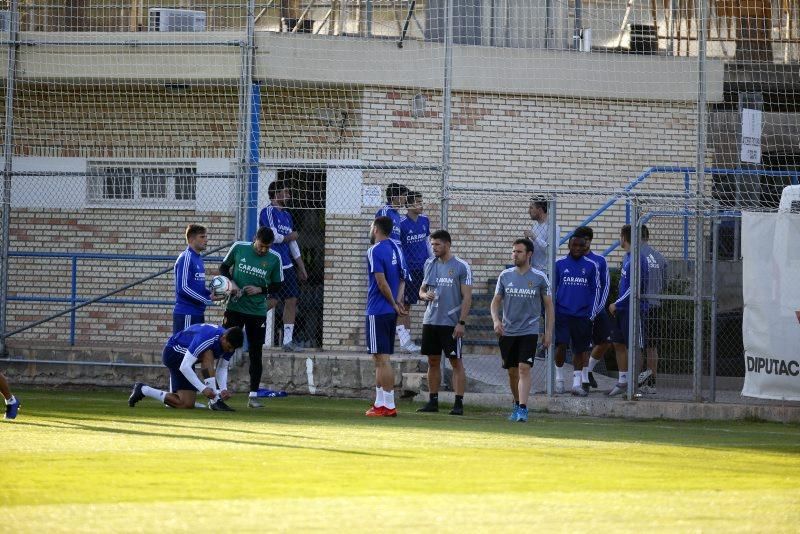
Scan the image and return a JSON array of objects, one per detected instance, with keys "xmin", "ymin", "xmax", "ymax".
[
  {"xmin": 507, "ymin": 406, "xmax": 519, "ymax": 421},
  {"xmin": 4, "ymin": 397, "xmax": 20, "ymax": 420},
  {"xmin": 514, "ymin": 407, "xmax": 528, "ymax": 423}
]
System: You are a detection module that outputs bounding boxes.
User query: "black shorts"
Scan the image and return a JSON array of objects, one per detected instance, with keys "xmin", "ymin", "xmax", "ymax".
[
  {"xmin": 421, "ymin": 324, "xmax": 462, "ymax": 359},
  {"xmin": 610, "ymin": 310, "xmax": 645, "ymax": 349},
  {"xmin": 555, "ymin": 313, "xmax": 593, "ymax": 355},
  {"xmin": 592, "ymin": 309, "xmax": 613, "ymax": 346},
  {"xmin": 223, "ymin": 309, "xmax": 266, "ymax": 349},
  {"xmin": 499, "ymin": 334, "xmax": 538, "ymax": 369}
]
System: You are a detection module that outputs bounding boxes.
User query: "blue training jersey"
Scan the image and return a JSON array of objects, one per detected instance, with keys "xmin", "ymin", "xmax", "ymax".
[
  {"xmin": 173, "ymin": 247, "xmax": 212, "ymax": 315},
  {"xmin": 614, "ymin": 252, "xmax": 650, "ymax": 312},
  {"xmin": 259, "ymin": 204, "xmax": 295, "ymax": 268},
  {"xmin": 375, "ymin": 205, "xmax": 403, "ymax": 243},
  {"xmin": 554, "ymin": 254, "xmax": 601, "ymax": 319},
  {"xmin": 585, "ymin": 250, "xmax": 610, "ymax": 315},
  {"xmin": 366, "ymin": 239, "xmax": 407, "ymax": 316},
  {"xmin": 166, "ymin": 323, "xmax": 235, "ymax": 362},
  {"xmin": 399, "ymin": 214, "xmax": 432, "ymax": 270}
]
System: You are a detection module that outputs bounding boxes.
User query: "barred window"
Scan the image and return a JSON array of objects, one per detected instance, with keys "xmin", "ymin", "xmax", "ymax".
[{"xmin": 88, "ymin": 163, "xmax": 196, "ymax": 206}]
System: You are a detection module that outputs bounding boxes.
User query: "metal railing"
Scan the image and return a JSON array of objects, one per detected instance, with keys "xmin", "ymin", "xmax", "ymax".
[
  {"xmin": 4, "ymin": 247, "xmax": 228, "ymax": 346},
  {"xmin": 561, "ymin": 166, "xmax": 800, "ymax": 258}
]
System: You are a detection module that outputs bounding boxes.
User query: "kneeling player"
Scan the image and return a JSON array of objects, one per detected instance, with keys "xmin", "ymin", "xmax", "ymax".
[
  {"xmin": 1, "ymin": 371, "xmax": 20, "ymax": 420},
  {"xmin": 491, "ymin": 239, "xmax": 553, "ymax": 422},
  {"xmin": 128, "ymin": 323, "xmax": 244, "ymax": 410}
]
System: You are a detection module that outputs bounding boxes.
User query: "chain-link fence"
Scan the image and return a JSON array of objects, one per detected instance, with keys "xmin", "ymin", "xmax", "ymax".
[{"xmin": 1, "ymin": 1, "xmax": 799, "ymax": 406}]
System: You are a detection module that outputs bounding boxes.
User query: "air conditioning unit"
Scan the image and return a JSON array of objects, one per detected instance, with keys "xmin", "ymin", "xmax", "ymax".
[
  {"xmin": 779, "ymin": 185, "xmax": 800, "ymax": 213},
  {"xmin": 148, "ymin": 8, "xmax": 206, "ymax": 32},
  {"xmin": 0, "ymin": 10, "xmax": 11, "ymax": 32}
]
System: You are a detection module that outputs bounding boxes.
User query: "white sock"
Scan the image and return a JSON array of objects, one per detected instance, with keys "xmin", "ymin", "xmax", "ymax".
[
  {"xmin": 581, "ymin": 367, "xmax": 590, "ymax": 384},
  {"xmin": 555, "ymin": 365, "xmax": 564, "ymax": 381},
  {"xmin": 283, "ymin": 324, "xmax": 294, "ymax": 345},
  {"xmin": 588, "ymin": 356, "xmax": 600, "ymax": 371},
  {"xmin": 572, "ymin": 371, "xmax": 581, "ymax": 389},
  {"xmin": 141, "ymin": 385, "xmax": 166, "ymax": 403},
  {"xmin": 396, "ymin": 325, "xmax": 411, "ymax": 346},
  {"xmin": 249, "ymin": 391, "xmax": 258, "ymax": 398},
  {"xmin": 619, "ymin": 371, "xmax": 628, "ymax": 384},
  {"xmin": 5, "ymin": 395, "xmax": 16, "ymax": 405},
  {"xmin": 375, "ymin": 386, "xmax": 385, "ymax": 407},
  {"xmin": 203, "ymin": 378, "xmax": 219, "ymax": 401},
  {"xmin": 383, "ymin": 388, "xmax": 396, "ymax": 409}
]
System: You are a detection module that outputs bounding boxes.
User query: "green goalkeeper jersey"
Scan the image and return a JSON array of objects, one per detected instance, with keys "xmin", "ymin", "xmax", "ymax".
[{"xmin": 222, "ymin": 241, "xmax": 283, "ymax": 316}]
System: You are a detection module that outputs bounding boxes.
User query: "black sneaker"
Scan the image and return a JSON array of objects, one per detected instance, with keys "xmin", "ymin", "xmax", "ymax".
[
  {"xmin": 582, "ymin": 382, "xmax": 591, "ymax": 393},
  {"xmin": 208, "ymin": 399, "xmax": 236, "ymax": 412},
  {"xmin": 416, "ymin": 400, "xmax": 439, "ymax": 413},
  {"xmin": 128, "ymin": 383, "xmax": 145, "ymax": 407},
  {"xmin": 449, "ymin": 405, "xmax": 464, "ymax": 416},
  {"xmin": 588, "ymin": 372, "xmax": 598, "ymax": 389}
]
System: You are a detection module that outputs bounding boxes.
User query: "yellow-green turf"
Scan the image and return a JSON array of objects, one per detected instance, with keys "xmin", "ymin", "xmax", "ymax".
[{"xmin": 2, "ymin": 388, "xmax": 799, "ymax": 532}]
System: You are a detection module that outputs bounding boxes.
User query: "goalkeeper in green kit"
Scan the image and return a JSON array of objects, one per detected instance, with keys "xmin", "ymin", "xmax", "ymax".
[{"xmin": 220, "ymin": 226, "xmax": 284, "ymax": 409}]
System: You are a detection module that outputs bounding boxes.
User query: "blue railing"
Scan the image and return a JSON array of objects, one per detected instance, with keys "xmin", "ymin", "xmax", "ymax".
[
  {"xmin": 7, "ymin": 251, "xmax": 224, "ymax": 345},
  {"xmin": 560, "ymin": 167, "xmax": 800, "ymax": 258}
]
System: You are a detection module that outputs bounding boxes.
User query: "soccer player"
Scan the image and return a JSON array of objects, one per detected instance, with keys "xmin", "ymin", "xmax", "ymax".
[
  {"xmin": 397, "ymin": 190, "xmax": 432, "ymax": 353},
  {"xmin": 490, "ymin": 238, "xmax": 554, "ymax": 422},
  {"xmin": 173, "ymin": 223, "xmax": 213, "ymax": 334},
  {"xmin": 1, "ymin": 371, "xmax": 20, "ymax": 420},
  {"xmin": 524, "ymin": 199, "xmax": 560, "ymax": 275},
  {"xmin": 608, "ymin": 224, "xmax": 650, "ymax": 397},
  {"xmin": 553, "ymin": 235, "xmax": 601, "ymax": 397},
  {"xmin": 416, "ymin": 229, "xmax": 473, "ymax": 416},
  {"xmin": 638, "ymin": 224, "xmax": 668, "ymax": 394},
  {"xmin": 128, "ymin": 323, "xmax": 244, "ymax": 410},
  {"xmin": 365, "ymin": 216, "xmax": 408, "ymax": 417},
  {"xmin": 375, "ymin": 182, "xmax": 409, "ymax": 244},
  {"xmin": 573, "ymin": 226, "xmax": 611, "ymax": 391},
  {"xmin": 220, "ymin": 226, "xmax": 284, "ymax": 408},
  {"xmin": 259, "ymin": 180, "xmax": 309, "ymax": 352}
]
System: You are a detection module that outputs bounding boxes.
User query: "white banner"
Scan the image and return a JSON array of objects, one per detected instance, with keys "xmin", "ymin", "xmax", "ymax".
[{"xmin": 741, "ymin": 211, "xmax": 800, "ymax": 401}]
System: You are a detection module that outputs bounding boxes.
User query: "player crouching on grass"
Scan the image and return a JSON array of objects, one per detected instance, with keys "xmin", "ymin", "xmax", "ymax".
[
  {"xmin": 1, "ymin": 371, "xmax": 21, "ymax": 420},
  {"xmin": 365, "ymin": 216, "xmax": 409, "ymax": 417},
  {"xmin": 129, "ymin": 324, "xmax": 244, "ymax": 411}
]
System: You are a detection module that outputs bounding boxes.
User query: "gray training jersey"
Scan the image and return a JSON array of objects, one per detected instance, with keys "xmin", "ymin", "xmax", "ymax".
[
  {"xmin": 530, "ymin": 219, "xmax": 560, "ymax": 274},
  {"xmin": 641, "ymin": 243, "xmax": 668, "ymax": 308},
  {"xmin": 495, "ymin": 267, "xmax": 551, "ymax": 336},
  {"xmin": 422, "ymin": 255, "xmax": 473, "ymax": 327}
]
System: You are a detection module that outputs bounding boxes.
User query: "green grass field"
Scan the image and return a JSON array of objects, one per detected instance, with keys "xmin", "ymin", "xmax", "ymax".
[{"xmin": 2, "ymin": 389, "xmax": 799, "ymax": 532}]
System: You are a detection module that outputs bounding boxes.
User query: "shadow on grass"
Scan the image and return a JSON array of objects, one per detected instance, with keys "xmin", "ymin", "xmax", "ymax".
[{"xmin": 16, "ymin": 388, "xmax": 800, "ymax": 456}]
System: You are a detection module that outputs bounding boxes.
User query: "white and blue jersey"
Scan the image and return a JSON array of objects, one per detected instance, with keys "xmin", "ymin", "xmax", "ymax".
[
  {"xmin": 259, "ymin": 204, "xmax": 297, "ymax": 269},
  {"xmin": 584, "ymin": 250, "xmax": 610, "ymax": 315},
  {"xmin": 614, "ymin": 252, "xmax": 650, "ymax": 313},
  {"xmin": 376, "ymin": 205, "xmax": 403, "ymax": 243},
  {"xmin": 553, "ymin": 255, "xmax": 601, "ymax": 319},
  {"xmin": 399, "ymin": 214, "xmax": 432, "ymax": 270},
  {"xmin": 164, "ymin": 324, "xmax": 234, "ymax": 366},
  {"xmin": 366, "ymin": 239, "xmax": 408, "ymax": 316},
  {"xmin": 173, "ymin": 247, "xmax": 212, "ymax": 316}
]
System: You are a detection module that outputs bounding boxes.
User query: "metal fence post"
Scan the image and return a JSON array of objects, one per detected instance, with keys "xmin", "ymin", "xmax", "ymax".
[
  {"xmin": 0, "ymin": 0, "xmax": 20, "ymax": 357},
  {"xmin": 693, "ymin": 0, "xmax": 709, "ymax": 402},
  {"xmin": 440, "ymin": 0, "xmax": 453, "ymax": 230},
  {"xmin": 70, "ymin": 257, "xmax": 78, "ymax": 346},
  {"xmin": 627, "ymin": 199, "xmax": 639, "ymax": 400},
  {"xmin": 546, "ymin": 196, "xmax": 557, "ymax": 398},
  {"xmin": 709, "ymin": 215, "xmax": 719, "ymax": 402}
]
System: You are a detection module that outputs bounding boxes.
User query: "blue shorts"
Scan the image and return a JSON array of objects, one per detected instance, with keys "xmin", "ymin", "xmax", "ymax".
[
  {"xmin": 366, "ymin": 313, "xmax": 397, "ymax": 355},
  {"xmin": 555, "ymin": 313, "xmax": 593, "ymax": 355},
  {"xmin": 162, "ymin": 346, "xmax": 198, "ymax": 392},
  {"xmin": 172, "ymin": 313, "xmax": 204, "ymax": 335},
  {"xmin": 592, "ymin": 309, "xmax": 613, "ymax": 346},
  {"xmin": 404, "ymin": 269, "xmax": 425, "ymax": 305},
  {"xmin": 271, "ymin": 266, "xmax": 300, "ymax": 300},
  {"xmin": 610, "ymin": 309, "xmax": 645, "ymax": 348}
]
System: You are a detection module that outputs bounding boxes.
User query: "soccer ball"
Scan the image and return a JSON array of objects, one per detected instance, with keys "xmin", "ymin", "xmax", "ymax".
[{"xmin": 211, "ymin": 275, "xmax": 232, "ymax": 297}]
